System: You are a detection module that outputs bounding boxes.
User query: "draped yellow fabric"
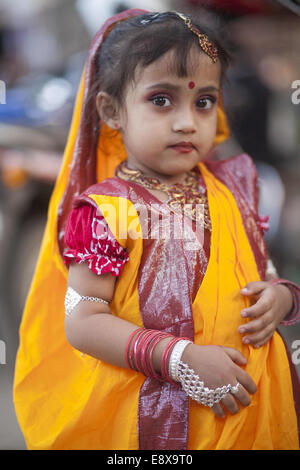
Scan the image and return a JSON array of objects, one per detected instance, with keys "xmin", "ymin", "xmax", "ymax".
[
  {"xmin": 13, "ymin": 21, "xmax": 296, "ymax": 448},
  {"xmin": 14, "ymin": 195, "xmax": 145, "ymax": 450},
  {"xmin": 13, "ymin": 56, "xmax": 230, "ymax": 449},
  {"xmin": 189, "ymin": 163, "xmax": 299, "ymax": 450},
  {"xmin": 14, "ymin": 160, "xmax": 298, "ymax": 449}
]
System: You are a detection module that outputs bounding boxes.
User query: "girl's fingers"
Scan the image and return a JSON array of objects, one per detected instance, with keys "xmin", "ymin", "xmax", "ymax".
[
  {"xmin": 238, "ymin": 311, "xmax": 273, "ymax": 335},
  {"xmin": 241, "ymin": 325, "xmax": 274, "ymax": 348},
  {"xmin": 222, "ymin": 346, "xmax": 247, "ymax": 366},
  {"xmin": 240, "ymin": 296, "xmax": 272, "ymax": 319},
  {"xmin": 251, "ymin": 331, "xmax": 274, "ymax": 349},
  {"xmin": 236, "ymin": 368, "xmax": 257, "ymax": 395},
  {"xmin": 208, "ymin": 347, "xmax": 257, "ymax": 418},
  {"xmin": 221, "ymin": 393, "xmax": 239, "ymax": 415},
  {"xmin": 212, "ymin": 403, "xmax": 226, "ymax": 418},
  {"xmin": 215, "ymin": 383, "xmax": 252, "ymax": 417},
  {"xmin": 240, "ymin": 281, "xmax": 268, "ymax": 296},
  {"xmin": 231, "ymin": 383, "xmax": 251, "ymax": 407}
]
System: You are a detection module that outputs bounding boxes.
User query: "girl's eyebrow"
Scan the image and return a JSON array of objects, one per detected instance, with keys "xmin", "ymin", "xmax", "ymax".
[{"xmin": 145, "ymin": 83, "xmax": 220, "ymax": 93}]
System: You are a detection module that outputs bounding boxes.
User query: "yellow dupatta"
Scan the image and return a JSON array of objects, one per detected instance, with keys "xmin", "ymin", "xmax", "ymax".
[
  {"xmin": 13, "ymin": 9, "xmax": 231, "ymax": 450},
  {"xmin": 77, "ymin": 162, "xmax": 298, "ymax": 450},
  {"xmin": 13, "ymin": 4, "xmax": 297, "ymax": 446},
  {"xmin": 16, "ymin": 155, "xmax": 298, "ymax": 450},
  {"xmin": 188, "ymin": 163, "xmax": 299, "ymax": 450}
]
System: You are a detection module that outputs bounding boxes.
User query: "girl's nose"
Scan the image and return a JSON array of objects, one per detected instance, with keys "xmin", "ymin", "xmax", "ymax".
[{"xmin": 172, "ymin": 108, "xmax": 197, "ymax": 134}]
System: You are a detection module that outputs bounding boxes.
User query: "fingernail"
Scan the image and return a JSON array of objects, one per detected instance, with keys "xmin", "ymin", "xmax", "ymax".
[
  {"xmin": 241, "ymin": 288, "xmax": 248, "ymax": 294},
  {"xmin": 243, "ymin": 338, "xmax": 250, "ymax": 344},
  {"xmin": 241, "ymin": 310, "xmax": 247, "ymax": 317},
  {"xmin": 239, "ymin": 327, "xmax": 246, "ymax": 333}
]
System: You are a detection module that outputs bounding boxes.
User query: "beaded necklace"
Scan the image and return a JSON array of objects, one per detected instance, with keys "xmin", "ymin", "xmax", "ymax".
[{"xmin": 116, "ymin": 161, "xmax": 212, "ymax": 232}]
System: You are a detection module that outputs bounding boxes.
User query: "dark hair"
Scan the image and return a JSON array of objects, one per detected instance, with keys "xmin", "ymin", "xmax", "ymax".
[{"xmin": 96, "ymin": 11, "xmax": 233, "ymax": 107}]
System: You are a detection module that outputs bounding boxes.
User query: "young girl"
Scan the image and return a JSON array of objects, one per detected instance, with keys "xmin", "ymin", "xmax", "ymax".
[{"xmin": 13, "ymin": 9, "xmax": 300, "ymax": 450}]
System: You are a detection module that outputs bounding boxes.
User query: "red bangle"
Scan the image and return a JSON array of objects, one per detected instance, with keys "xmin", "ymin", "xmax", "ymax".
[
  {"xmin": 132, "ymin": 329, "xmax": 150, "ymax": 371},
  {"xmin": 161, "ymin": 337, "xmax": 182, "ymax": 385},
  {"xmin": 135, "ymin": 329, "xmax": 155, "ymax": 375},
  {"xmin": 125, "ymin": 328, "xmax": 143, "ymax": 369},
  {"xmin": 146, "ymin": 332, "xmax": 171, "ymax": 382},
  {"xmin": 126, "ymin": 328, "xmax": 145, "ymax": 370},
  {"xmin": 136, "ymin": 330, "xmax": 171, "ymax": 379},
  {"xmin": 125, "ymin": 327, "xmax": 192, "ymax": 384},
  {"xmin": 125, "ymin": 328, "xmax": 174, "ymax": 380}
]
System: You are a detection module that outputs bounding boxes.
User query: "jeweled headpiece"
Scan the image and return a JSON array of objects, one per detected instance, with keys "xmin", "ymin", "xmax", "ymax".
[{"xmin": 173, "ymin": 12, "xmax": 218, "ymax": 63}]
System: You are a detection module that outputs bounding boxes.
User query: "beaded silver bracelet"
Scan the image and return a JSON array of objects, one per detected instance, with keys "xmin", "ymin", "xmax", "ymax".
[
  {"xmin": 64, "ymin": 286, "xmax": 109, "ymax": 317},
  {"xmin": 167, "ymin": 340, "xmax": 240, "ymax": 406},
  {"xmin": 168, "ymin": 339, "xmax": 193, "ymax": 381},
  {"xmin": 177, "ymin": 360, "xmax": 240, "ymax": 407}
]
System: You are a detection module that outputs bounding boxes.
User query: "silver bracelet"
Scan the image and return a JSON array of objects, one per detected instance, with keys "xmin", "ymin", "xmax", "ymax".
[
  {"xmin": 168, "ymin": 340, "xmax": 193, "ymax": 382},
  {"xmin": 177, "ymin": 360, "xmax": 240, "ymax": 407},
  {"xmin": 65, "ymin": 286, "xmax": 109, "ymax": 317}
]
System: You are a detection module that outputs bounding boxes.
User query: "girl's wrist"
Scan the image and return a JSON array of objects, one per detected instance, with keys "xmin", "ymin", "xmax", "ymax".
[
  {"xmin": 268, "ymin": 279, "xmax": 294, "ymax": 321},
  {"xmin": 275, "ymin": 284, "xmax": 294, "ymax": 320},
  {"xmin": 180, "ymin": 342, "xmax": 195, "ymax": 364},
  {"xmin": 125, "ymin": 328, "xmax": 193, "ymax": 383}
]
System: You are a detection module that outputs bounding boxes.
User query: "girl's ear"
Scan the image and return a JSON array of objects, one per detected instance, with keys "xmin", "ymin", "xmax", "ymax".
[{"xmin": 96, "ymin": 91, "xmax": 121, "ymax": 129}]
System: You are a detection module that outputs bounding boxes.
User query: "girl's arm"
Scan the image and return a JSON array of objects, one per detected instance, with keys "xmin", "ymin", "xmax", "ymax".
[
  {"xmin": 65, "ymin": 261, "xmax": 257, "ymax": 418},
  {"xmin": 65, "ymin": 261, "xmax": 170, "ymax": 371}
]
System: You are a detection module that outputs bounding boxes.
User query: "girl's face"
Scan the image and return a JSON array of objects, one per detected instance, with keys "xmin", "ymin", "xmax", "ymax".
[{"xmin": 118, "ymin": 46, "xmax": 222, "ymax": 183}]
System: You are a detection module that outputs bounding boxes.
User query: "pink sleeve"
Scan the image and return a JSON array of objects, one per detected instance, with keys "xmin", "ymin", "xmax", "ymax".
[{"xmin": 63, "ymin": 204, "xmax": 129, "ymax": 276}]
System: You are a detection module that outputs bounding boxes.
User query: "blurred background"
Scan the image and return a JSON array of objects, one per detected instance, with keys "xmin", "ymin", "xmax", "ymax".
[{"xmin": 0, "ymin": 0, "xmax": 299, "ymax": 450}]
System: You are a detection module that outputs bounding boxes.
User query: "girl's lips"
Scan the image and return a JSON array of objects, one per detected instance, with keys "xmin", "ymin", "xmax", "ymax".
[{"xmin": 169, "ymin": 142, "xmax": 195, "ymax": 153}]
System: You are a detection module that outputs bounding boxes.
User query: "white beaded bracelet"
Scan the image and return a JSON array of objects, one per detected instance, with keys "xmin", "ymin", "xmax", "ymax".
[
  {"xmin": 168, "ymin": 339, "xmax": 193, "ymax": 382},
  {"xmin": 177, "ymin": 360, "xmax": 240, "ymax": 407},
  {"xmin": 65, "ymin": 286, "xmax": 109, "ymax": 317}
]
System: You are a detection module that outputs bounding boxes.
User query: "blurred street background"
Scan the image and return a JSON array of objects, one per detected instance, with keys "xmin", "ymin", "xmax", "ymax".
[{"xmin": 0, "ymin": 0, "xmax": 300, "ymax": 450}]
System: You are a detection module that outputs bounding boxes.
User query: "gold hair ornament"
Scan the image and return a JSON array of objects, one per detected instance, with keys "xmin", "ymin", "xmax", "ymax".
[{"xmin": 173, "ymin": 12, "xmax": 218, "ymax": 63}]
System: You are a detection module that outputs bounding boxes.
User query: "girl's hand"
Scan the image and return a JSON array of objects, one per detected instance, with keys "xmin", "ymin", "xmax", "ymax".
[
  {"xmin": 239, "ymin": 281, "xmax": 293, "ymax": 348},
  {"xmin": 181, "ymin": 344, "xmax": 257, "ymax": 418}
]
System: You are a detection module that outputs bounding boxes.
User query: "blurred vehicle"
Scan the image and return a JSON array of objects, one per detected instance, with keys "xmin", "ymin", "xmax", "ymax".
[{"xmin": 0, "ymin": 52, "xmax": 85, "ymax": 351}]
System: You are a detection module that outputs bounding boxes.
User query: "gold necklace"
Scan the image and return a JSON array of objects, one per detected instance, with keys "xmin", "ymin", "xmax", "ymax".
[{"xmin": 115, "ymin": 161, "xmax": 212, "ymax": 232}]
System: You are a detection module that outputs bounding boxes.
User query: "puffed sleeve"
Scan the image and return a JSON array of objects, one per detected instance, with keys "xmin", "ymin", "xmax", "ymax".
[{"xmin": 63, "ymin": 204, "xmax": 129, "ymax": 276}]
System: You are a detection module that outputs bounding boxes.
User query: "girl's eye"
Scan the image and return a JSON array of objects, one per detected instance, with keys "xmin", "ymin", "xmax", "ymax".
[
  {"xmin": 150, "ymin": 96, "xmax": 171, "ymax": 107},
  {"xmin": 196, "ymin": 97, "xmax": 216, "ymax": 109}
]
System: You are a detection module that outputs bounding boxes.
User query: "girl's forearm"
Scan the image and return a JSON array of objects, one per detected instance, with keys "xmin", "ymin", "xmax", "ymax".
[{"xmin": 65, "ymin": 311, "xmax": 171, "ymax": 372}]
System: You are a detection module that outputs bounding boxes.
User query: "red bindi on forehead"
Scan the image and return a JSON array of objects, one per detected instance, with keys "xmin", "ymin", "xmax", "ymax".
[{"xmin": 188, "ymin": 81, "xmax": 195, "ymax": 89}]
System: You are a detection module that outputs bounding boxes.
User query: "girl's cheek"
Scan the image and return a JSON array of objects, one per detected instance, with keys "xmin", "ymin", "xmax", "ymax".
[
  {"xmin": 199, "ymin": 123, "xmax": 218, "ymax": 148},
  {"xmin": 199, "ymin": 114, "xmax": 218, "ymax": 133}
]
